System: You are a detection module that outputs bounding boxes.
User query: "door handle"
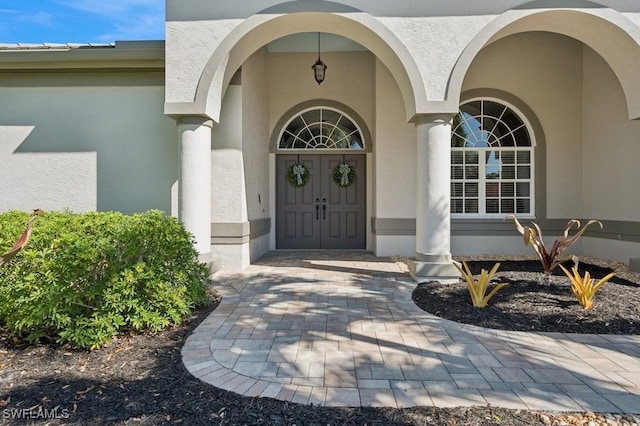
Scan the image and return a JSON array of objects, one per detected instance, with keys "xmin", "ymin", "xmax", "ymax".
[
  {"xmin": 315, "ymin": 202, "xmax": 320, "ymax": 220},
  {"xmin": 322, "ymin": 204, "xmax": 326, "ymax": 220}
]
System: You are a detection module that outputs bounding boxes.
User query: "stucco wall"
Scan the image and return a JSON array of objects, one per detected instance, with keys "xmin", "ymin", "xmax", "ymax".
[
  {"xmin": 579, "ymin": 45, "xmax": 640, "ymax": 262},
  {"xmin": 242, "ymin": 49, "xmax": 272, "ymax": 262},
  {"xmin": 243, "ymin": 49, "xmax": 271, "ymax": 222},
  {"xmin": 371, "ymin": 59, "xmax": 419, "ymax": 257},
  {"xmin": 582, "ymin": 45, "xmax": 640, "ymax": 222},
  {"xmin": 451, "ymin": 236, "xmax": 577, "ymax": 257},
  {"xmin": 0, "ymin": 74, "xmax": 177, "ymax": 214},
  {"xmin": 209, "ymin": 49, "xmax": 272, "ymax": 268},
  {"xmin": 209, "ymin": 84, "xmax": 251, "ymax": 270},
  {"xmin": 461, "ymin": 32, "xmax": 584, "ymax": 219},
  {"xmin": 373, "ymin": 59, "xmax": 417, "ymax": 220},
  {"xmin": 211, "ymin": 85, "xmax": 248, "ymax": 223},
  {"xmin": 165, "ymin": 1, "xmax": 640, "ymax": 119},
  {"xmin": 582, "ymin": 237, "xmax": 639, "ymax": 264},
  {"xmin": 267, "ymin": 51, "xmax": 375, "ymax": 138}
]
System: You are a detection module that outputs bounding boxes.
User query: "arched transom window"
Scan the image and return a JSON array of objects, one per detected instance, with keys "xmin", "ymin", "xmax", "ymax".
[
  {"xmin": 451, "ymin": 99, "xmax": 535, "ymax": 216},
  {"xmin": 278, "ymin": 107, "xmax": 364, "ymax": 150}
]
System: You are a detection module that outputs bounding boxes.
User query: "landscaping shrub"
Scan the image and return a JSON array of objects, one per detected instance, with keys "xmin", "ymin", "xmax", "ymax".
[
  {"xmin": 453, "ymin": 261, "xmax": 507, "ymax": 308},
  {"xmin": 559, "ymin": 256, "xmax": 615, "ymax": 310},
  {"xmin": 0, "ymin": 209, "xmax": 41, "ymax": 266},
  {"xmin": 507, "ymin": 215, "xmax": 603, "ymax": 284},
  {"xmin": 0, "ymin": 210, "xmax": 209, "ymax": 349}
]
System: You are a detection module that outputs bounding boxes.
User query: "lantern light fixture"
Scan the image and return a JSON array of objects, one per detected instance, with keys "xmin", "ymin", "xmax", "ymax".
[{"xmin": 311, "ymin": 32, "xmax": 327, "ymax": 85}]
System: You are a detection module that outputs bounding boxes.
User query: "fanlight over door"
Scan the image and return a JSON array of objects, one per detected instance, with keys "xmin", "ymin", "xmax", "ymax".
[{"xmin": 278, "ymin": 107, "xmax": 365, "ymax": 150}]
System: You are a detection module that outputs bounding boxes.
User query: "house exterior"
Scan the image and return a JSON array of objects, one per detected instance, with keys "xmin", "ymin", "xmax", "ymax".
[{"xmin": 1, "ymin": 0, "xmax": 640, "ymax": 281}]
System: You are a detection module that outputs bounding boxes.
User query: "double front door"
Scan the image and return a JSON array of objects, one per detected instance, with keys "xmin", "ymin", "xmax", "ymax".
[{"xmin": 276, "ymin": 154, "xmax": 366, "ymax": 249}]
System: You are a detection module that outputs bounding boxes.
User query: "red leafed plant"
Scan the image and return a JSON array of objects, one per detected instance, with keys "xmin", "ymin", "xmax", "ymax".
[
  {"xmin": 0, "ymin": 209, "xmax": 42, "ymax": 267},
  {"xmin": 507, "ymin": 214, "xmax": 603, "ymax": 284}
]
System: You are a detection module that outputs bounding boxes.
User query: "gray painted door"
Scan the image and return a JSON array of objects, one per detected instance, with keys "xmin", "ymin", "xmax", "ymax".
[{"xmin": 276, "ymin": 154, "xmax": 366, "ymax": 249}]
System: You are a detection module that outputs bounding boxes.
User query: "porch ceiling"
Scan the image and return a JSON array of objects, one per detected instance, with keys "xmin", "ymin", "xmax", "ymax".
[{"xmin": 266, "ymin": 32, "xmax": 367, "ymax": 53}]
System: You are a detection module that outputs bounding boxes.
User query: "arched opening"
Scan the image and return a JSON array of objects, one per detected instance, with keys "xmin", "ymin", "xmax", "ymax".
[
  {"xmin": 165, "ymin": 6, "xmax": 426, "ymax": 123},
  {"xmin": 448, "ymin": 8, "xmax": 640, "ymax": 119},
  {"xmin": 449, "ymin": 7, "xmax": 640, "ymax": 260}
]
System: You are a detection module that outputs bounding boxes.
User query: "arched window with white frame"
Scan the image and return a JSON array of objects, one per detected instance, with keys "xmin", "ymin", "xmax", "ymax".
[
  {"xmin": 278, "ymin": 107, "xmax": 365, "ymax": 150},
  {"xmin": 451, "ymin": 99, "xmax": 535, "ymax": 216}
]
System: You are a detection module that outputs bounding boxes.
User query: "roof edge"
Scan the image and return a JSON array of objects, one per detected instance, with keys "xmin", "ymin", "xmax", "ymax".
[{"xmin": 0, "ymin": 40, "xmax": 165, "ymax": 71}]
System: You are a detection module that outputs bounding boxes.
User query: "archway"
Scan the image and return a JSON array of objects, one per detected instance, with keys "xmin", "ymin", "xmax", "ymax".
[
  {"xmin": 167, "ymin": 2, "xmax": 427, "ymax": 123},
  {"xmin": 448, "ymin": 6, "xmax": 640, "ymax": 119}
]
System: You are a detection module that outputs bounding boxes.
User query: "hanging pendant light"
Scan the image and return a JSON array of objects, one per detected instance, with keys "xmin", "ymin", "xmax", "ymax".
[{"xmin": 311, "ymin": 32, "xmax": 327, "ymax": 85}]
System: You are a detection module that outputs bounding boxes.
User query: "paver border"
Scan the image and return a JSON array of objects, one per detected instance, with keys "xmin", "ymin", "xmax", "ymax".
[{"xmin": 182, "ymin": 254, "xmax": 640, "ymax": 413}]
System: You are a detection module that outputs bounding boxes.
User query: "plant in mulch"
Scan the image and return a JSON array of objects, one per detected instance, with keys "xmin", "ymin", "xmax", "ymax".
[
  {"xmin": 559, "ymin": 256, "xmax": 616, "ymax": 310},
  {"xmin": 0, "ymin": 210, "xmax": 209, "ymax": 350},
  {"xmin": 0, "ymin": 209, "xmax": 41, "ymax": 267},
  {"xmin": 453, "ymin": 261, "xmax": 507, "ymax": 308},
  {"xmin": 507, "ymin": 214, "xmax": 603, "ymax": 285}
]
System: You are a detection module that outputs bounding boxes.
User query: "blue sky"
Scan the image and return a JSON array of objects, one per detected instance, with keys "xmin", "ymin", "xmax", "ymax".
[{"xmin": 0, "ymin": 0, "xmax": 164, "ymax": 44}]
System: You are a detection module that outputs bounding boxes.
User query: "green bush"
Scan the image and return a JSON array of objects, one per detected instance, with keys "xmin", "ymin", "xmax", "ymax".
[{"xmin": 0, "ymin": 210, "xmax": 209, "ymax": 349}]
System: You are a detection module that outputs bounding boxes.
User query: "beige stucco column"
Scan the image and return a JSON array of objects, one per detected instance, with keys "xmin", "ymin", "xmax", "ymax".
[
  {"xmin": 408, "ymin": 113, "xmax": 460, "ymax": 283},
  {"xmin": 178, "ymin": 117, "xmax": 213, "ymax": 255}
]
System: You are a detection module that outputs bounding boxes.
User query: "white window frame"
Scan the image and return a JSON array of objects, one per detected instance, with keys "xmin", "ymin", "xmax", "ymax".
[
  {"xmin": 451, "ymin": 97, "xmax": 536, "ymax": 219},
  {"xmin": 276, "ymin": 106, "xmax": 366, "ymax": 152}
]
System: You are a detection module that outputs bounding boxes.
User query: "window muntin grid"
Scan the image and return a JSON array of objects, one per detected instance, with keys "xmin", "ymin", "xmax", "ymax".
[
  {"xmin": 278, "ymin": 107, "xmax": 365, "ymax": 150},
  {"xmin": 451, "ymin": 99, "xmax": 534, "ymax": 216}
]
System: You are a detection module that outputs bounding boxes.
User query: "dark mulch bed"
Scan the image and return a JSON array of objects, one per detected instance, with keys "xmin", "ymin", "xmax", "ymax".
[
  {"xmin": 413, "ymin": 258, "xmax": 640, "ymax": 335},
  {"xmin": 1, "ymin": 259, "xmax": 639, "ymax": 425}
]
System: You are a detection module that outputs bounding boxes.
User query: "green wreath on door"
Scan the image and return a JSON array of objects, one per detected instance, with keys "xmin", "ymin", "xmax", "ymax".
[
  {"xmin": 286, "ymin": 163, "xmax": 310, "ymax": 187},
  {"xmin": 332, "ymin": 162, "xmax": 356, "ymax": 187}
]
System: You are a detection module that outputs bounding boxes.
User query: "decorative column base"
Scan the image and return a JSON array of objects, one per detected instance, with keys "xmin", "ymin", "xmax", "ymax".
[{"xmin": 408, "ymin": 254, "xmax": 460, "ymax": 284}]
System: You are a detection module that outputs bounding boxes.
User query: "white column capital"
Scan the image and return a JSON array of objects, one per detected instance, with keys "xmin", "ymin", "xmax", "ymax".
[
  {"xmin": 412, "ymin": 112, "xmax": 456, "ymax": 126},
  {"xmin": 177, "ymin": 116, "xmax": 215, "ymax": 128}
]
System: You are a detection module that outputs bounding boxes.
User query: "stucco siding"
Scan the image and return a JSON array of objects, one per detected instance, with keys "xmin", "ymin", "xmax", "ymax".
[
  {"xmin": 582, "ymin": 45, "xmax": 640, "ymax": 222},
  {"xmin": 373, "ymin": 59, "xmax": 416, "ymax": 219},
  {"xmin": 0, "ymin": 79, "xmax": 176, "ymax": 214},
  {"xmin": 165, "ymin": 1, "xmax": 640, "ymax": 117},
  {"xmin": 374, "ymin": 235, "xmax": 415, "ymax": 257},
  {"xmin": 211, "ymin": 86, "xmax": 248, "ymax": 223},
  {"xmin": 242, "ymin": 49, "xmax": 271, "ymax": 222},
  {"xmin": 370, "ymin": 59, "xmax": 417, "ymax": 256},
  {"xmin": 582, "ymin": 237, "xmax": 640, "ymax": 264},
  {"xmin": 379, "ymin": 15, "xmax": 494, "ymax": 102},
  {"xmin": 242, "ymin": 49, "xmax": 272, "ymax": 262},
  {"xmin": 267, "ymin": 51, "xmax": 375, "ymax": 139},
  {"xmin": 165, "ymin": 19, "xmax": 241, "ymax": 104},
  {"xmin": 451, "ymin": 236, "xmax": 576, "ymax": 257}
]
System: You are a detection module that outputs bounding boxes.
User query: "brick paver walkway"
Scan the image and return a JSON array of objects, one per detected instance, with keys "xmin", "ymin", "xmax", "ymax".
[{"xmin": 182, "ymin": 252, "xmax": 640, "ymax": 412}]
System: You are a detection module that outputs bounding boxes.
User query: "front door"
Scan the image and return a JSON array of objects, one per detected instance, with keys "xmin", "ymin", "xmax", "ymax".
[{"xmin": 276, "ymin": 154, "xmax": 366, "ymax": 249}]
